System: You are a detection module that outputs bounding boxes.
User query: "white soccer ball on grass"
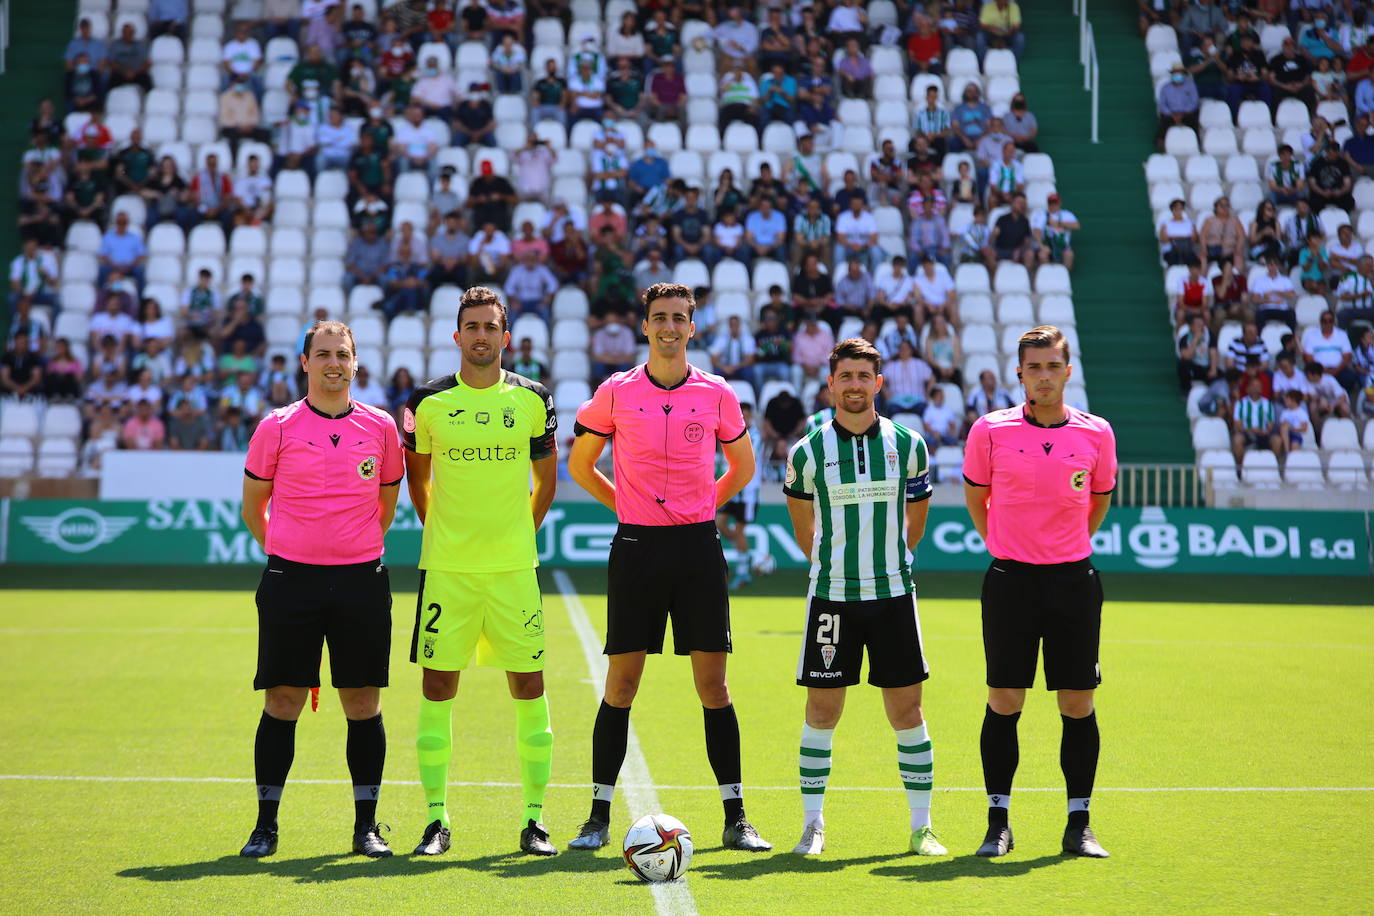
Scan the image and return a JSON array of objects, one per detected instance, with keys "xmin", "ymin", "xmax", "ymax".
[{"xmin": 623, "ymin": 813, "xmax": 693, "ymax": 882}]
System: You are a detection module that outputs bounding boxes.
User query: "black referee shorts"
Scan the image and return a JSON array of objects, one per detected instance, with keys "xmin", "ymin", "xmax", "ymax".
[
  {"xmin": 253, "ymin": 555, "xmax": 392, "ymax": 690},
  {"xmin": 981, "ymin": 558, "xmax": 1103, "ymax": 691},
  {"xmin": 605, "ymin": 521, "xmax": 731, "ymax": 656}
]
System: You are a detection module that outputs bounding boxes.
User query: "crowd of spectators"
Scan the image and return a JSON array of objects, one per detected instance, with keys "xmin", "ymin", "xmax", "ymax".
[
  {"xmin": 3, "ymin": 0, "xmax": 1067, "ymax": 479},
  {"xmin": 1149, "ymin": 2, "xmax": 1374, "ymax": 477}
]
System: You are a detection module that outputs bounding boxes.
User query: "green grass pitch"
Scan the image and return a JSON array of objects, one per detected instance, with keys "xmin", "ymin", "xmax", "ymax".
[{"xmin": 0, "ymin": 566, "xmax": 1370, "ymax": 915}]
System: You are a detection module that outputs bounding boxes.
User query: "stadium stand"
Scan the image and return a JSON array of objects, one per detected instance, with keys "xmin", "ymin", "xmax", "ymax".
[
  {"xmin": 2, "ymin": 0, "xmax": 1086, "ymax": 485},
  {"xmin": 1143, "ymin": 6, "xmax": 1374, "ymax": 491}
]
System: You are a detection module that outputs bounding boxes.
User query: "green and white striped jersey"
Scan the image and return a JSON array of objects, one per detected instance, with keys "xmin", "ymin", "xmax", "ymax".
[
  {"xmin": 1232, "ymin": 396, "xmax": 1275, "ymax": 431},
  {"xmin": 783, "ymin": 416, "xmax": 933, "ymax": 601},
  {"xmin": 804, "ymin": 407, "xmax": 835, "ymax": 433}
]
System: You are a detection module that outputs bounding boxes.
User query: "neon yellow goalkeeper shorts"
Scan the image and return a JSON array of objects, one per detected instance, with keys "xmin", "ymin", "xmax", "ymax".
[{"xmin": 409, "ymin": 568, "xmax": 546, "ymax": 672}]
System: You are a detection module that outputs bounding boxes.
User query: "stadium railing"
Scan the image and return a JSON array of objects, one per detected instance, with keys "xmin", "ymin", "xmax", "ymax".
[
  {"xmin": 1114, "ymin": 463, "xmax": 1202, "ymax": 508},
  {"xmin": 1071, "ymin": 0, "xmax": 1100, "ymax": 144}
]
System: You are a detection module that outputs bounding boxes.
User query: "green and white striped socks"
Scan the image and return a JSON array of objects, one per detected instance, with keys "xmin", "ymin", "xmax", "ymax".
[
  {"xmin": 799, "ymin": 723, "xmax": 834, "ymax": 827},
  {"xmin": 897, "ymin": 724, "xmax": 934, "ymax": 831}
]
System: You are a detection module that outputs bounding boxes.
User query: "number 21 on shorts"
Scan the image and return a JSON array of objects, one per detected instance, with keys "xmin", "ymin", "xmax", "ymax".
[{"xmin": 816, "ymin": 613, "xmax": 839, "ymax": 670}]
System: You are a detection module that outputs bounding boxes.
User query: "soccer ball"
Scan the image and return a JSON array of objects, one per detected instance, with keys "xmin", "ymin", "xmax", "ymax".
[
  {"xmin": 622, "ymin": 813, "xmax": 693, "ymax": 882},
  {"xmin": 750, "ymin": 552, "xmax": 777, "ymax": 576}
]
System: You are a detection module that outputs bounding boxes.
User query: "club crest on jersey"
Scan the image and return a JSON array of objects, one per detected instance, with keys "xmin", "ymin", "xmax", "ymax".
[
  {"xmin": 820, "ymin": 644, "xmax": 837, "ymax": 669},
  {"xmin": 1070, "ymin": 469, "xmax": 1087, "ymax": 491},
  {"xmin": 785, "ymin": 462, "xmax": 797, "ymax": 486},
  {"xmin": 503, "ymin": 406, "xmax": 516, "ymax": 428},
  {"xmin": 423, "ymin": 636, "xmax": 435, "ymax": 659},
  {"xmin": 357, "ymin": 456, "xmax": 377, "ymax": 479},
  {"xmin": 886, "ymin": 450, "xmax": 899, "ymax": 474},
  {"xmin": 402, "ymin": 408, "xmax": 416, "ymax": 433}
]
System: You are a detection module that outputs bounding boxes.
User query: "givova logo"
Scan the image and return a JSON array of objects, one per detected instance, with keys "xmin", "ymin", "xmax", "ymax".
[{"xmin": 20, "ymin": 507, "xmax": 138, "ymax": 554}]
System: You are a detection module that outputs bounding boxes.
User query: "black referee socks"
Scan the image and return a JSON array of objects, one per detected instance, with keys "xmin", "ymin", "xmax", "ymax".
[
  {"xmin": 254, "ymin": 712, "xmax": 297, "ymax": 829},
  {"xmin": 1060, "ymin": 712, "xmax": 1099, "ymax": 828},
  {"xmin": 980, "ymin": 706, "xmax": 1020, "ymax": 827},
  {"xmin": 590, "ymin": 700, "xmax": 630, "ymax": 822},
  {"xmin": 346, "ymin": 714, "xmax": 386, "ymax": 831},
  {"xmin": 703, "ymin": 704, "xmax": 745, "ymax": 822}
]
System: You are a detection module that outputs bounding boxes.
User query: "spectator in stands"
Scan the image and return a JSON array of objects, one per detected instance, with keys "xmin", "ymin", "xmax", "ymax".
[
  {"xmin": 106, "ymin": 22, "xmax": 152, "ymax": 93},
  {"xmin": 718, "ymin": 64, "xmax": 761, "ymax": 131},
  {"xmin": 1274, "ymin": 388, "xmax": 1311, "ymax": 455},
  {"xmin": 422, "ymin": 209, "xmax": 468, "ymax": 291},
  {"xmin": 1177, "ymin": 0, "xmax": 1227, "ymax": 57},
  {"xmin": 347, "ymin": 131, "xmax": 391, "ymax": 203},
  {"xmin": 452, "ymin": 83, "xmax": 496, "ymax": 148},
  {"xmin": 833, "ymin": 169, "xmax": 866, "ymax": 217},
  {"xmin": 985, "ymin": 141, "xmax": 1025, "ymax": 211},
  {"xmin": 1186, "ymin": 35, "xmax": 1227, "ymax": 102},
  {"xmin": 467, "ymin": 158, "xmax": 517, "ymax": 231},
  {"xmin": 214, "ymin": 404, "xmax": 248, "ymax": 451},
  {"xmin": 167, "ymin": 396, "xmax": 213, "ymax": 450},
  {"xmin": 753, "ymin": 308, "xmax": 793, "ymax": 386},
  {"xmin": 567, "ymin": 58, "xmax": 607, "ymax": 126},
  {"xmin": 908, "ymin": 197, "xmax": 952, "ymax": 268},
  {"xmin": 836, "ymin": 39, "xmax": 874, "ymax": 99},
  {"xmin": 7, "ymin": 296, "xmax": 49, "ymax": 353},
  {"xmin": 977, "ymin": 0, "xmax": 1024, "ymax": 60},
  {"xmin": 762, "ymin": 385, "xmax": 806, "ymax": 461},
  {"xmin": 8, "ymin": 238, "xmax": 59, "ymax": 312},
  {"xmin": 120, "ymin": 398, "xmax": 165, "ymax": 450},
  {"xmin": 1272, "ymin": 352, "xmax": 1305, "ymax": 398},
  {"xmin": 1207, "ymin": 260, "xmax": 1247, "ymax": 332},
  {"xmin": 957, "ymin": 206, "xmax": 991, "ymax": 263},
  {"xmin": 1247, "ymin": 199, "xmax": 1282, "ymax": 263},
  {"xmin": 467, "ymin": 220, "xmax": 513, "ymax": 282},
  {"xmin": 631, "ymin": 245, "xmax": 671, "ymax": 297},
  {"xmin": 1173, "ymin": 262, "xmax": 1212, "ymax": 327},
  {"xmin": 64, "ymin": 159, "xmax": 105, "ymax": 230},
  {"xmin": 1352, "ymin": 327, "xmax": 1374, "ymax": 409},
  {"xmin": 288, "ymin": 44, "xmax": 339, "ymax": 104},
  {"xmin": 378, "ymin": 243, "xmax": 428, "ymax": 320},
  {"xmin": 792, "ymin": 310, "xmax": 835, "ymax": 383},
  {"xmin": 409, "ymin": 56, "xmax": 456, "ymax": 122},
  {"xmin": 127, "ymin": 366, "xmax": 165, "ymax": 409},
  {"xmin": 0, "ymin": 330, "xmax": 43, "ymax": 399},
  {"xmin": 1200, "ymin": 197, "xmax": 1246, "ymax": 272},
  {"xmin": 221, "ymin": 22, "xmax": 264, "ymax": 99},
  {"xmin": 1309, "ymin": 143, "xmax": 1355, "ymax": 212},
  {"xmin": 392, "ymin": 103, "xmax": 438, "ymax": 175},
  {"xmin": 742, "ymin": 197, "xmax": 787, "ymax": 264},
  {"xmin": 907, "ymin": 13, "xmax": 944, "ymax": 76},
  {"xmin": 923, "ymin": 312, "xmax": 963, "ymax": 386},
  {"xmin": 791, "ymin": 196, "xmax": 833, "ymax": 268},
  {"xmin": 1267, "ymin": 38, "xmax": 1315, "ymax": 111},
  {"xmin": 1343, "ymin": 115, "xmax": 1374, "ymax": 178},
  {"xmin": 967, "ymin": 367, "xmax": 1014, "ymax": 421},
  {"xmin": 137, "ymin": 296, "xmax": 177, "ymax": 347},
  {"xmin": 631, "ymin": 215, "xmax": 668, "ymax": 259},
  {"xmin": 869, "ymin": 139, "xmax": 905, "ymax": 207},
  {"xmin": 832, "ymin": 258, "xmax": 876, "ymax": 330},
  {"xmin": 504, "ymin": 249, "xmax": 559, "ymax": 321},
  {"xmin": 352, "ymin": 187, "xmax": 392, "ymax": 233},
  {"xmin": 178, "ymin": 268, "xmax": 221, "ymax": 340},
  {"xmin": 1230, "ymin": 375, "xmax": 1280, "ymax": 463},
  {"xmin": 590, "ymin": 134, "xmax": 630, "ymax": 205},
  {"xmin": 235, "ymin": 154, "xmax": 273, "ymax": 226},
  {"xmin": 44, "ymin": 338, "xmax": 83, "ymax": 400},
  {"xmin": 189, "ymin": 152, "xmax": 238, "ymax": 232},
  {"xmin": 949, "ymin": 83, "xmax": 992, "ymax": 154},
  {"xmin": 710, "ymin": 315, "xmax": 757, "ymax": 387},
  {"xmin": 508, "ymin": 337, "xmax": 548, "ymax": 385},
  {"xmin": 1281, "ymin": 198, "xmax": 1320, "ymax": 266},
  {"xmin": 1298, "ymin": 231, "xmax": 1333, "ymax": 294},
  {"xmin": 1299, "ymin": 12, "xmax": 1343, "ymax": 61},
  {"xmin": 1176, "ymin": 314, "xmax": 1221, "ymax": 396},
  {"xmin": 97, "ymin": 212, "xmax": 147, "ymax": 292},
  {"xmin": 874, "ymin": 259, "xmax": 919, "ymax": 322},
  {"xmin": 670, "ymin": 186, "xmax": 710, "ymax": 262},
  {"xmin": 1158, "ymin": 198, "xmax": 1200, "ymax": 266},
  {"xmin": 491, "ymin": 33, "xmax": 527, "ymax": 94},
  {"xmin": 645, "ymin": 56, "xmax": 685, "ymax": 122},
  {"xmin": 148, "ymin": 0, "xmax": 188, "ymax": 39},
  {"xmin": 759, "ymin": 62, "xmax": 798, "ymax": 126},
  {"xmin": 984, "ymin": 192, "xmax": 1036, "ymax": 271},
  {"xmin": 883, "ymin": 340, "xmax": 933, "ymax": 413},
  {"xmin": 527, "ymin": 58, "xmax": 567, "ymax": 127},
  {"xmin": 713, "ymin": 4, "xmax": 759, "ymax": 68},
  {"xmin": 311, "ymin": 109, "xmax": 356, "ymax": 172},
  {"xmin": 793, "ymin": 252, "xmax": 835, "ymax": 311},
  {"xmin": 757, "ymin": 8, "xmax": 795, "ymax": 71},
  {"xmin": 624, "ymin": 142, "xmax": 668, "ymax": 213},
  {"xmin": 1335, "ymin": 253, "xmax": 1374, "ymax": 328},
  {"xmin": 1303, "ymin": 310, "xmax": 1360, "ymax": 391},
  {"xmin": 915, "ymin": 256, "xmax": 959, "ymax": 326},
  {"xmin": 1032, "ymin": 193, "xmax": 1078, "ymax": 270},
  {"xmin": 1156, "ymin": 62, "xmax": 1201, "ymax": 152},
  {"xmin": 587, "ymin": 313, "xmax": 636, "ymax": 384},
  {"xmin": 217, "ymin": 82, "xmax": 265, "ymax": 154},
  {"xmin": 605, "ymin": 56, "xmax": 644, "ymax": 121},
  {"xmin": 1265, "ymin": 145, "xmax": 1307, "ymax": 205},
  {"xmin": 345, "ymin": 220, "xmax": 390, "ymax": 291},
  {"xmin": 1302, "ymin": 361, "xmax": 1353, "ymax": 425},
  {"xmin": 921, "ymin": 386, "xmax": 960, "ymax": 445},
  {"xmin": 1252, "ymin": 256, "xmax": 1298, "ymax": 330},
  {"xmin": 834, "ymin": 197, "xmax": 883, "ymax": 271},
  {"xmin": 914, "ymin": 84, "xmax": 952, "ymax": 156}
]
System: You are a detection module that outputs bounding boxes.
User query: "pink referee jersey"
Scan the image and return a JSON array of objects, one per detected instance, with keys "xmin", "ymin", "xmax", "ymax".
[
  {"xmin": 963, "ymin": 404, "xmax": 1117, "ymax": 565},
  {"xmin": 575, "ymin": 364, "xmax": 747, "ymax": 526},
  {"xmin": 245, "ymin": 399, "xmax": 404, "ymax": 565}
]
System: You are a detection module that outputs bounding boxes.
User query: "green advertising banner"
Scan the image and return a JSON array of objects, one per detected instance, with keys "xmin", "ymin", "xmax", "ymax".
[{"xmin": 2, "ymin": 499, "xmax": 1369, "ymax": 576}]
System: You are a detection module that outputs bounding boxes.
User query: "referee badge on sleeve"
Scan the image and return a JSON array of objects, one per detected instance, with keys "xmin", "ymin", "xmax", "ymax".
[
  {"xmin": 1070, "ymin": 469, "xmax": 1087, "ymax": 491},
  {"xmin": 357, "ymin": 456, "xmax": 377, "ymax": 479}
]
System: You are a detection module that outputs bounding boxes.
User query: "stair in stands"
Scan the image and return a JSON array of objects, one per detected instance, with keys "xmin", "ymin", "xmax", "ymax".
[
  {"xmin": 0, "ymin": 0, "xmax": 75, "ymax": 342},
  {"xmin": 1016, "ymin": 2, "xmax": 1193, "ymax": 463}
]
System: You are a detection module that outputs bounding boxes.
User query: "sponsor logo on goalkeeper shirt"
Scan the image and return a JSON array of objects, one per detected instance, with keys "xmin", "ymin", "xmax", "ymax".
[{"xmin": 442, "ymin": 446, "xmax": 520, "ymax": 462}]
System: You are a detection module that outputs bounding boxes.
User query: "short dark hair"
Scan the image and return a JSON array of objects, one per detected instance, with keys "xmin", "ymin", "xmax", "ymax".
[
  {"xmin": 829, "ymin": 337, "xmax": 882, "ymax": 375},
  {"xmin": 458, "ymin": 285, "xmax": 509, "ymax": 331},
  {"xmin": 643, "ymin": 282, "xmax": 696, "ymax": 318},
  {"xmin": 1017, "ymin": 325, "xmax": 1071, "ymax": 365},
  {"xmin": 302, "ymin": 319, "xmax": 356, "ymax": 356}
]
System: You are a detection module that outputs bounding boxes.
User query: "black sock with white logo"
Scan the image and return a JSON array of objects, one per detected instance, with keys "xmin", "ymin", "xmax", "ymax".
[
  {"xmin": 346, "ymin": 714, "xmax": 386, "ymax": 832},
  {"xmin": 590, "ymin": 700, "xmax": 630, "ymax": 822},
  {"xmin": 1061, "ymin": 712, "xmax": 1099, "ymax": 828},
  {"xmin": 254, "ymin": 712, "xmax": 297, "ymax": 829},
  {"xmin": 980, "ymin": 706, "xmax": 1020, "ymax": 827},
  {"xmin": 703, "ymin": 705, "xmax": 745, "ymax": 822}
]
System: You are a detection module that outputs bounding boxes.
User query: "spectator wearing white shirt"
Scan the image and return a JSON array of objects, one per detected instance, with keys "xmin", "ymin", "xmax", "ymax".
[
  {"xmin": 710, "ymin": 314, "xmax": 757, "ymax": 387},
  {"xmin": 1302, "ymin": 310, "xmax": 1360, "ymax": 391},
  {"xmin": 1334, "ymin": 254, "xmax": 1374, "ymax": 329},
  {"xmin": 1328, "ymin": 224, "xmax": 1364, "ymax": 275},
  {"xmin": 1276, "ymin": 388, "xmax": 1311, "ymax": 453},
  {"xmin": 913, "ymin": 256, "xmax": 959, "ymax": 327},
  {"xmin": 834, "ymin": 196, "xmax": 884, "ymax": 272},
  {"xmin": 825, "ymin": 0, "xmax": 868, "ymax": 43},
  {"xmin": 985, "ymin": 141, "xmax": 1025, "ymax": 210},
  {"xmin": 391, "ymin": 104, "xmax": 438, "ymax": 177},
  {"xmin": 1301, "ymin": 361, "xmax": 1353, "ymax": 425},
  {"xmin": 713, "ymin": 5, "xmax": 760, "ymax": 67},
  {"xmin": 1250, "ymin": 256, "xmax": 1298, "ymax": 330},
  {"xmin": 412, "ymin": 55, "xmax": 458, "ymax": 120},
  {"xmin": 467, "ymin": 222, "xmax": 512, "ymax": 280},
  {"xmin": 236, "ymin": 154, "xmax": 273, "ymax": 224},
  {"xmin": 884, "ymin": 339, "xmax": 935, "ymax": 412},
  {"xmin": 874, "ymin": 256, "xmax": 919, "ymax": 319},
  {"xmin": 503, "ymin": 249, "xmax": 559, "ymax": 321},
  {"xmin": 921, "ymin": 386, "xmax": 961, "ymax": 445},
  {"xmin": 89, "ymin": 293, "xmax": 138, "ymax": 352},
  {"xmin": 705, "ymin": 209, "xmax": 750, "ymax": 268},
  {"xmin": 7, "ymin": 238, "xmax": 59, "ymax": 310},
  {"xmin": 221, "ymin": 22, "xmax": 264, "ymax": 98},
  {"xmin": 567, "ymin": 60, "xmax": 607, "ymax": 127},
  {"xmin": 350, "ymin": 364, "xmax": 388, "ymax": 408},
  {"xmin": 277, "ymin": 102, "xmax": 320, "ymax": 176},
  {"xmin": 1032, "ymin": 193, "xmax": 1080, "ymax": 270},
  {"xmin": 316, "ymin": 107, "xmax": 358, "ymax": 171},
  {"xmin": 590, "ymin": 312, "xmax": 637, "ymax": 383}
]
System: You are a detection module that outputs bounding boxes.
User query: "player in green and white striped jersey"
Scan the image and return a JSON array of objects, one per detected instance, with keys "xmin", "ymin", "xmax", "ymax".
[{"xmin": 782, "ymin": 338, "xmax": 945, "ymax": 858}]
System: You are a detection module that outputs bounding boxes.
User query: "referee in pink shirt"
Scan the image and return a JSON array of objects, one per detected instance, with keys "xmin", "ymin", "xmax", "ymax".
[
  {"xmin": 963, "ymin": 325, "xmax": 1117, "ymax": 860},
  {"xmin": 238, "ymin": 320, "xmax": 404, "ymax": 860},
  {"xmin": 566, "ymin": 282, "xmax": 771, "ymax": 853}
]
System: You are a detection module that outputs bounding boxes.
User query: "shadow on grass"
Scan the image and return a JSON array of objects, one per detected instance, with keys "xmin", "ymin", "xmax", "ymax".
[
  {"xmin": 685, "ymin": 849, "xmax": 1070, "ymax": 882},
  {"xmin": 869, "ymin": 853, "xmax": 1070, "ymax": 882},
  {"xmin": 116, "ymin": 849, "xmax": 627, "ymax": 885},
  {"xmin": 687, "ymin": 848, "xmax": 911, "ymax": 880}
]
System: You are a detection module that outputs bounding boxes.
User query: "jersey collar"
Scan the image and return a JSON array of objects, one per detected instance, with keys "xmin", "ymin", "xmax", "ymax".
[
  {"xmin": 833, "ymin": 417, "xmax": 882, "ymax": 440},
  {"xmin": 305, "ymin": 398, "xmax": 355, "ymax": 420},
  {"xmin": 1021, "ymin": 404, "xmax": 1070, "ymax": 428},
  {"xmin": 644, "ymin": 363, "xmax": 692, "ymax": 390}
]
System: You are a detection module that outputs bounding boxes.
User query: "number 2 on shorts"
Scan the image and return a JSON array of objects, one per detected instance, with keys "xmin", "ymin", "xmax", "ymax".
[{"xmin": 424, "ymin": 602, "xmax": 442, "ymax": 634}]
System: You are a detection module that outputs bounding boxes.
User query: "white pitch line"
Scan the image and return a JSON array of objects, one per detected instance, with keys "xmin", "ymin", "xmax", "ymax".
[
  {"xmin": 554, "ymin": 569, "xmax": 696, "ymax": 916},
  {"xmin": 2, "ymin": 774, "xmax": 1372, "ymax": 793},
  {"xmin": 0, "ymin": 627, "xmax": 257, "ymax": 635}
]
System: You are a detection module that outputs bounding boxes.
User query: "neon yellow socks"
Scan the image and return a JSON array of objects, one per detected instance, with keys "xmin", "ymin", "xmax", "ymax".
[
  {"xmin": 416, "ymin": 697, "xmax": 454, "ymax": 828},
  {"xmin": 514, "ymin": 695, "xmax": 553, "ymax": 827}
]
